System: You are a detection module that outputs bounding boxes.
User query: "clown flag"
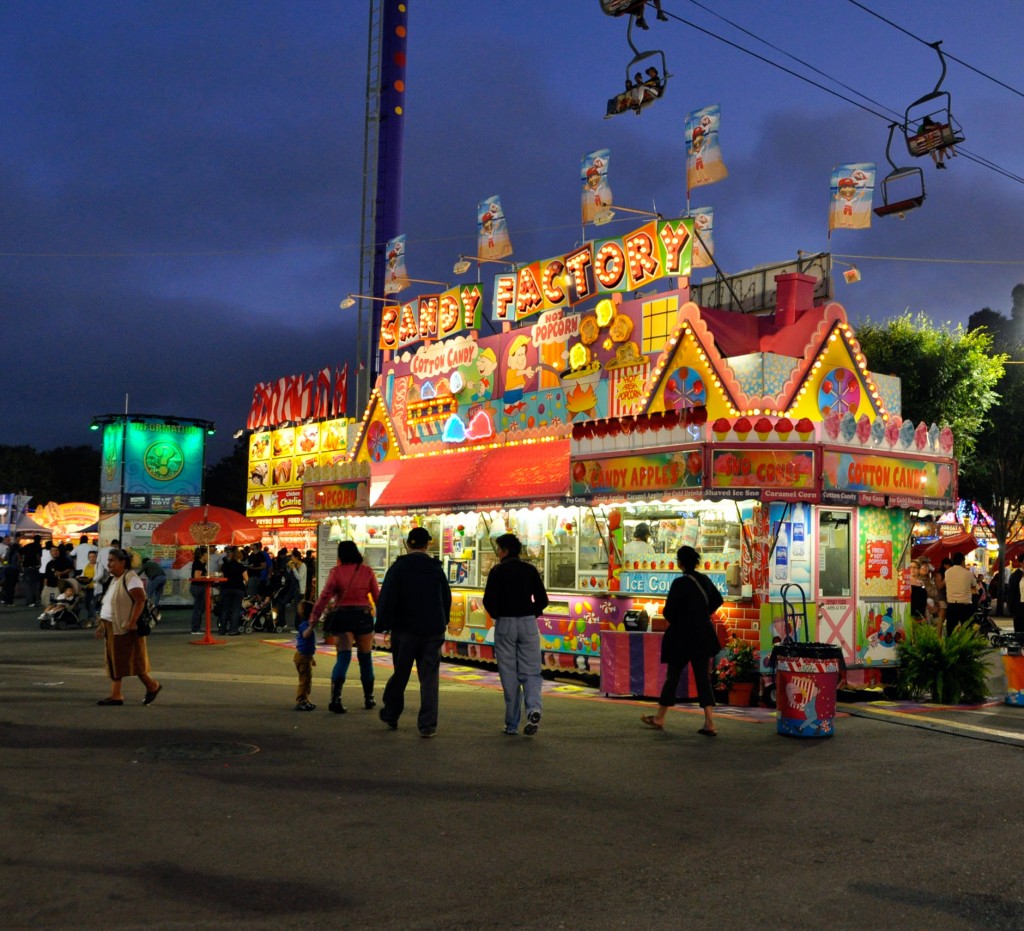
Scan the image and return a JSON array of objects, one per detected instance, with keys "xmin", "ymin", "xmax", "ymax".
[
  {"xmin": 581, "ymin": 148, "xmax": 613, "ymax": 223},
  {"xmin": 828, "ymin": 163, "xmax": 875, "ymax": 235},
  {"xmin": 689, "ymin": 207, "xmax": 715, "ymax": 268},
  {"xmin": 476, "ymin": 196, "xmax": 513, "ymax": 261},
  {"xmin": 383, "ymin": 234, "xmax": 410, "ymax": 295},
  {"xmin": 685, "ymin": 105, "xmax": 728, "ymax": 192}
]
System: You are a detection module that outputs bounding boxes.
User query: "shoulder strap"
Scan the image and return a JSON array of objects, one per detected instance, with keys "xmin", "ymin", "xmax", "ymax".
[{"xmin": 686, "ymin": 573, "xmax": 710, "ymax": 607}]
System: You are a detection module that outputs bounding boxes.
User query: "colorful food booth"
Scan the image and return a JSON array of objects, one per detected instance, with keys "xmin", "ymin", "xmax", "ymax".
[{"xmin": 301, "ymin": 223, "xmax": 957, "ymax": 693}]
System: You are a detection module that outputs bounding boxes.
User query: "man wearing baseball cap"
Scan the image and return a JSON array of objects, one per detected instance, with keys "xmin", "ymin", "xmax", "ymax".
[{"xmin": 374, "ymin": 526, "xmax": 452, "ymax": 737}]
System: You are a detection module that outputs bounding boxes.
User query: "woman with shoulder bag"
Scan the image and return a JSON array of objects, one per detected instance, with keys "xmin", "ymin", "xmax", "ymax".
[
  {"xmin": 641, "ymin": 545, "xmax": 721, "ymax": 736},
  {"xmin": 310, "ymin": 540, "xmax": 381, "ymax": 714},
  {"xmin": 94, "ymin": 548, "xmax": 161, "ymax": 706}
]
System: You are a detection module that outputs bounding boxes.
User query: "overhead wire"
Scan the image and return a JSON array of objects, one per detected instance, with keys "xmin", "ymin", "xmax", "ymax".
[
  {"xmin": 662, "ymin": 2, "xmax": 1024, "ymax": 187},
  {"xmin": 845, "ymin": 0, "xmax": 1024, "ymax": 101}
]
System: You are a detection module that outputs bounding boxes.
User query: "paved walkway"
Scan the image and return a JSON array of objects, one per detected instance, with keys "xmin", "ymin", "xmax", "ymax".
[{"xmin": 3, "ymin": 604, "xmax": 1024, "ymax": 929}]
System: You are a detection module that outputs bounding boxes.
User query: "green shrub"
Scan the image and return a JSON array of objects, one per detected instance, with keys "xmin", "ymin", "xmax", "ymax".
[{"xmin": 896, "ymin": 621, "xmax": 991, "ymax": 705}]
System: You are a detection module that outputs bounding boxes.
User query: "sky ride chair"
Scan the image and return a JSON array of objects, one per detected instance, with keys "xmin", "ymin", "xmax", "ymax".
[
  {"xmin": 874, "ymin": 123, "xmax": 926, "ymax": 219},
  {"xmin": 904, "ymin": 41, "xmax": 965, "ymax": 163},
  {"xmin": 602, "ymin": 4, "xmax": 671, "ymax": 118}
]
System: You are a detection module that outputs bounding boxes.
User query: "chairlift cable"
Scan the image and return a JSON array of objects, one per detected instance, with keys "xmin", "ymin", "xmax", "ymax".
[
  {"xmin": 844, "ymin": 0, "xmax": 1024, "ymax": 101},
  {"xmin": 658, "ymin": 7, "xmax": 1024, "ymax": 189},
  {"xmin": 681, "ymin": 0, "xmax": 903, "ymax": 122},
  {"xmin": 833, "ymin": 254, "xmax": 1024, "ymax": 267}
]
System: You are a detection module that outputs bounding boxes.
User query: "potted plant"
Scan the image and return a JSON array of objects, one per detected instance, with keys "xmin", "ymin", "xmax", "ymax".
[
  {"xmin": 896, "ymin": 620, "xmax": 990, "ymax": 704},
  {"xmin": 713, "ymin": 639, "xmax": 759, "ymax": 706}
]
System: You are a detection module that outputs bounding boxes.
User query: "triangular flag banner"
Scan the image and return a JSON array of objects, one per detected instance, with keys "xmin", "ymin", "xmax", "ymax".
[
  {"xmin": 383, "ymin": 234, "xmax": 410, "ymax": 295},
  {"xmin": 828, "ymin": 163, "xmax": 875, "ymax": 233},
  {"xmin": 476, "ymin": 196, "xmax": 513, "ymax": 261},
  {"xmin": 685, "ymin": 104, "xmax": 728, "ymax": 192},
  {"xmin": 581, "ymin": 148, "xmax": 613, "ymax": 223}
]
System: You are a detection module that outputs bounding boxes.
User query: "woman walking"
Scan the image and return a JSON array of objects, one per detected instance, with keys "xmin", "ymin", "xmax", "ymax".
[
  {"xmin": 483, "ymin": 532, "xmax": 548, "ymax": 736},
  {"xmin": 94, "ymin": 548, "xmax": 161, "ymax": 706},
  {"xmin": 310, "ymin": 541, "xmax": 381, "ymax": 713},
  {"xmin": 641, "ymin": 545, "xmax": 721, "ymax": 736}
]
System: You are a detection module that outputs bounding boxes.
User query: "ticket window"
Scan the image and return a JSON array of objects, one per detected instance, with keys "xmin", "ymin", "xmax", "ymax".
[{"xmin": 818, "ymin": 510, "xmax": 852, "ymax": 598}]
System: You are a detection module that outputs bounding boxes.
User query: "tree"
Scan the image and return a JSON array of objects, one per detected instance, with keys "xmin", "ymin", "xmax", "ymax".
[
  {"xmin": 204, "ymin": 437, "xmax": 248, "ymax": 511},
  {"xmin": 0, "ymin": 444, "xmax": 99, "ymax": 506},
  {"xmin": 962, "ymin": 292, "xmax": 1024, "ymax": 610},
  {"xmin": 854, "ymin": 311, "xmax": 1005, "ymax": 477}
]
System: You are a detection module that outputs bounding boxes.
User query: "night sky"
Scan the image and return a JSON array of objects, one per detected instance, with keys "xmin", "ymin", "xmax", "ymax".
[{"xmin": 2, "ymin": 0, "xmax": 1021, "ymax": 463}]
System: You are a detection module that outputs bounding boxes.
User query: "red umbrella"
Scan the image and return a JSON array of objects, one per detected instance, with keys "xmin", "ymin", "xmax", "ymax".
[
  {"xmin": 911, "ymin": 531, "xmax": 980, "ymax": 564},
  {"xmin": 151, "ymin": 505, "xmax": 262, "ymax": 547}
]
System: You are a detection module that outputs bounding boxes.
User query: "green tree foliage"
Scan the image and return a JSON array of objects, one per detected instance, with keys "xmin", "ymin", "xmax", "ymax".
[
  {"xmin": 854, "ymin": 311, "xmax": 1004, "ymax": 476},
  {"xmin": 0, "ymin": 445, "xmax": 98, "ymax": 504},
  {"xmin": 962, "ymin": 292, "xmax": 1024, "ymax": 602}
]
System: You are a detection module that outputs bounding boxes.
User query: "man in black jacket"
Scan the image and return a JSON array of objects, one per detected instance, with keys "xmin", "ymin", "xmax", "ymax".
[
  {"xmin": 375, "ymin": 527, "xmax": 451, "ymax": 738},
  {"xmin": 483, "ymin": 533, "xmax": 549, "ymax": 736}
]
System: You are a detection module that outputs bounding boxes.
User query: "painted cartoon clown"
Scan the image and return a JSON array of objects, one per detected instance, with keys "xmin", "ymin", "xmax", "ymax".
[
  {"xmin": 503, "ymin": 335, "xmax": 535, "ymax": 414},
  {"xmin": 838, "ymin": 177, "xmax": 858, "ymax": 216},
  {"xmin": 691, "ymin": 126, "xmax": 706, "ymax": 170}
]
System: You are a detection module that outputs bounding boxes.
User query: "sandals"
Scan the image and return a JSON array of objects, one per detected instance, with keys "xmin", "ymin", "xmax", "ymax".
[
  {"xmin": 697, "ymin": 727, "xmax": 718, "ymax": 737},
  {"xmin": 640, "ymin": 715, "xmax": 664, "ymax": 730}
]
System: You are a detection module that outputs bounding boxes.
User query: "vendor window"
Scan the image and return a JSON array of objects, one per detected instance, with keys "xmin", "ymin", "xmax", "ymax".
[{"xmin": 818, "ymin": 510, "xmax": 851, "ymax": 598}]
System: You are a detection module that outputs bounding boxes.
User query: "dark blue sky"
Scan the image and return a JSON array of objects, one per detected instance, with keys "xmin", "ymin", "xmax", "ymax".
[{"xmin": 2, "ymin": 0, "xmax": 1021, "ymax": 462}]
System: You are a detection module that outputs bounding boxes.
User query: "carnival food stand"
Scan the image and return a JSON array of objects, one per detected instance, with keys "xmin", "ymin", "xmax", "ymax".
[{"xmin": 301, "ymin": 223, "xmax": 957, "ymax": 691}]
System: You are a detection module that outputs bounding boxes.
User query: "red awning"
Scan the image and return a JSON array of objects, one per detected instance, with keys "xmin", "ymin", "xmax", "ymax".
[
  {"xmin": 911, "ymin": 531, "xmax": 980, "ymax": 564},
  {"xmin": 370, "ymin": 439, "xmax": 570, "ymax": 512}
]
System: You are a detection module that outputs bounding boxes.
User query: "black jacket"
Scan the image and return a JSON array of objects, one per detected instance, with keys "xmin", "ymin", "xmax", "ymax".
[
  {"xmin": 483, "ymin": 556, "xmax": 549, "ymax": 619},
  {"xmin": 660, "ymin": 570, "xmax": 722, "ymax": 663},
  {"xmin": 375, "ymin": 551, "xmax": 451, "ymax": 635}
]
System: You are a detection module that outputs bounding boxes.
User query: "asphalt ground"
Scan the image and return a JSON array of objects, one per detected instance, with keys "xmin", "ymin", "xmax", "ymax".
[{"xmin": 2, "ymin": 603, "xmax": 1024, "ymax": 930}]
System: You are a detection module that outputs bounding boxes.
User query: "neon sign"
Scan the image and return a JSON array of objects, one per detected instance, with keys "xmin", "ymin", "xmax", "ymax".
[
  {"xmin": 379, "ymin": 283, "xmax": 484, "ymax": 352},
  {"xmin": 492, "ymin": 218, "xmax": 693, "ymax": 322}
]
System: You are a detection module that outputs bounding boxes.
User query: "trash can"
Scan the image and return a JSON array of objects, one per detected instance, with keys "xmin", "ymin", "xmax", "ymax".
[
  {"xmin": 772, "ymin": 642, "xmax": 844, "ymax": 738},
  {"xmin": 993, "ymin": 632, "xmax": 1024, "ymax": 706}
]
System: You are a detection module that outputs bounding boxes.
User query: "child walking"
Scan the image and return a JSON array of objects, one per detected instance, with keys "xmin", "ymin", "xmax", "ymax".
[{"xmin": 293, "ymin": 599, "xmax": 317, "ymax": 711}]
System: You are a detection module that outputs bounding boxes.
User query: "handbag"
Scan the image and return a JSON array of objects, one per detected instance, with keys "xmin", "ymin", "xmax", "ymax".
[{"xmin": 122, "ymin": 575, "xmax": 160, "ymax": 636}]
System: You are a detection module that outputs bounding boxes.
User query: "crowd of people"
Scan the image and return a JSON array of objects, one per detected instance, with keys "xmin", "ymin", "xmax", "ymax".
[
  {"xmin": 909, "ymin": 552, "xmax": 999, "ymax": 636},
  {"xmin": 6, "ymin": 528, "xmax": 1021, "ymax": 730},
  {"xmin": 0, "ymin": 534, "xmax": 316, "ymax": 637}
]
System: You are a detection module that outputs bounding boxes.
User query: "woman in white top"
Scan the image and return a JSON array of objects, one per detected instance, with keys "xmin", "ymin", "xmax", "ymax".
[{"xmin": 94, "ymin": 549, "xmax": 161, "ymax": 706}]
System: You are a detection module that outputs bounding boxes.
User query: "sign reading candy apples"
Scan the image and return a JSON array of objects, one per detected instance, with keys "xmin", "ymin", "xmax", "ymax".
[{"xmin": 570, "ymin": 450, "xmax": 702, "ymax": 496}]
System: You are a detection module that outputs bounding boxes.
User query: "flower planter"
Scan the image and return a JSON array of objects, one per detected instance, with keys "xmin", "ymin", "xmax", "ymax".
[{"xmin": 727, "ymin": 681, "xmax": 754, "ymax": 707}]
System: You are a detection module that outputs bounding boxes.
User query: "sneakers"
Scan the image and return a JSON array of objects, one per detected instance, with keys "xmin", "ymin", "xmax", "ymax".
[
  {"xmin": 524, "ymin": 711, "xmax": 541, "ymax": 736},
  {"xmin": 364, "ymin": 695, "xmax": 376, "ymax": 709},
  {"xmin": 379, "ymin": 708, "xmax": 398, "ymax": 730},
  {"xmin": 419, "ymin": 728, "xmax": 436, "ymax": 738},
  {"xmin": 502, "ymin": 726, "xmax": 518, "ymax": 736},
  {"xmin": 295, "ymin": 702, "xmax": 316, "ymax": 711}
]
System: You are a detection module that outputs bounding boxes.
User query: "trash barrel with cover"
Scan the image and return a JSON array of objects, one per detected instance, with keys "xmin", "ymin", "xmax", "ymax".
[
  {"xmin": 772, "ymin": 641, "xmax": 844, "ymax": 738},
  {"xmin": 993, "ymin": 632, "xmax": 1024, "ymax": 706}
]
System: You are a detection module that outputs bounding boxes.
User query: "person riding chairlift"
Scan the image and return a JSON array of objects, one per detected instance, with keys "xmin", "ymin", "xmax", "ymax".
[{"xmin": 917, "ymin": 116, "xmax": 957, "ymax": 169}]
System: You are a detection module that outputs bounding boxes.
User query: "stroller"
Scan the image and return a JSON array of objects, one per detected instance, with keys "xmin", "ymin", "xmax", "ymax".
[
  {"xmin": 39, "ymin": 585, "xmax": 85, "ymax": 630},
  {"xmin": 971, "ymin": 596, "xmax": 1001, "ymax": 643},
  {"xmin": 241, "ymin": 573, "xmax": 289, "ymax": 634}
]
